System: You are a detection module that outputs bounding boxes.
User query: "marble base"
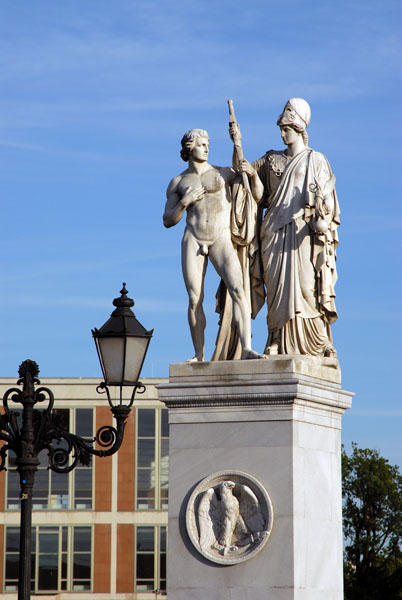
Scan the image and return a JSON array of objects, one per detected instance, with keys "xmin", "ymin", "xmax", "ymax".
[{"xmin": 157, "ymin": 357, "xmax": 353, "ymax": 600}]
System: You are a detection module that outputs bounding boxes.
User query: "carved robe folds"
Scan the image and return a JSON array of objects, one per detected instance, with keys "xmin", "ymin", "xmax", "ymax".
[{"xmin": 255, "ymin": 148, "xmax": 340, "ymax": 355}]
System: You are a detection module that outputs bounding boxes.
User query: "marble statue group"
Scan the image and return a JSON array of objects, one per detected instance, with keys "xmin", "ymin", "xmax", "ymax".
[{"xmin": 163, "ymin": 98, "xmax": 340, "ymax": 361}]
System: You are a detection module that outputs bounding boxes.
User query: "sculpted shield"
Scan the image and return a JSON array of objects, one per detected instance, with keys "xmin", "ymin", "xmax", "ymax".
[{"xmin": 186, "ymin": 470, "xmax": 274, "ymax": 565}]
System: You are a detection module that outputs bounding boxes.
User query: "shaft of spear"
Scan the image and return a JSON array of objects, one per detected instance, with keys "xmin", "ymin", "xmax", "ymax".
[{"xmin": 228, "ymin": 99, "xmax": 251, "ymax": 193}]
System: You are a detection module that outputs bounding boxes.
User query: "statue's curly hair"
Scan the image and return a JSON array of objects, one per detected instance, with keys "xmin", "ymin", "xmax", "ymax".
[{"xmin": 180, "ymin": 129, "xmax": 209, "ymax": 162}]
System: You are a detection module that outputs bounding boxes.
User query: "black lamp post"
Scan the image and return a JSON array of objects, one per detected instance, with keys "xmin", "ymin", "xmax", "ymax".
[
  {"xmin": 0, "ymin": 283, "xmax": 152, "ymax": 600},
  {"xmin": 92, "ymin": 282, "xmax": 153, "ymax": 407}
]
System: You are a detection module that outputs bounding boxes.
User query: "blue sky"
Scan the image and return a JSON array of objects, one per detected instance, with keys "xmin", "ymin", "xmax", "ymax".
[{"xmin": 0, "ymin": 1, "xmax": 401, "ymax": 466}]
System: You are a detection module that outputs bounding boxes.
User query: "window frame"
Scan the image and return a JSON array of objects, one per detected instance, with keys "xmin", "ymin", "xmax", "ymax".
[
  {"xmin": 5, "ymin": 407, "xmax": 94, "ymax": 512},
  {"xmin": 135, "ymin": 407, "xmax": 169, "ymax": 511},
  {"xmin": 134, "ymin": 524, "xmax": 167, "ymax": 593},
  {"xmin": 3, "ymin": 525, "xmax": 93, "ymax": 593}
]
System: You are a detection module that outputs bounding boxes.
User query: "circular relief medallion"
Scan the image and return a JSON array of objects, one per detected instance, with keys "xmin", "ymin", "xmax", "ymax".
[{"xmin": 186, "ymin": 470, "xmax": 274, "ymax": 565}]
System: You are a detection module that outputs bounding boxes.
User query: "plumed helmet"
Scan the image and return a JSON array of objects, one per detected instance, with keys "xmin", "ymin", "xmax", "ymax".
[{"xmin": 277, "ymin": 98, "xmax": 311, "ymax": 132}]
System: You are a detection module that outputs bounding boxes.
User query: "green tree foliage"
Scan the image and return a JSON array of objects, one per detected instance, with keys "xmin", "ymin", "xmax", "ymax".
[{"xmin": 342, "ymin": 443, "xmax": 402, "ymax": 599}]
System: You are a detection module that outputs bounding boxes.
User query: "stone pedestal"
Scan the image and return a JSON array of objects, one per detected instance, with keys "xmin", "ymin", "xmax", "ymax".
[{"xmin": 157, "ymin": 357, "xmax": 353, "ymax": 600}]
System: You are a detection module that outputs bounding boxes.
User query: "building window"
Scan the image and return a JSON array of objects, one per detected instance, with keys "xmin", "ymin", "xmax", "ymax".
[
  {"xmin": 135, "ymin": 525, "xmax": 166, "ymax": 592},
  {"xmin": 72, "ymin": 527, "xmax": 92, "ymax": 590},
  {"xmin": 6, "ymin": 408, "xmax": 93, "ymax": 510},
  {"xmin": 4, "ymin": 526, "xmax": 92, "ymax": 592},
  {"xmin": 73, "ymin": 409, "xmax": 94, "ymax": 509},
  {"xmin": 136, "ymin": 408, "xmax": 169, "ymax": 510}
]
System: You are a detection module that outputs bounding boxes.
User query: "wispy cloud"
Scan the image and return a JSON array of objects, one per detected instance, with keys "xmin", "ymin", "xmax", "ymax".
[
  {"xmin": 0, "ymin": 293, "xmax": 202, "ymax": 315},
  {"xmin": 0, "ymin": 250, "xmax": 180, "ymax": 284},
  {"xmin": 0, "ymin": 136, "xmax": 138, "ymax": 162},
  {"xmin": 341, "ymin": 311, "xmax": 402, "ymax": 322},
  {"xmin": 0, "ymin": 138, "xmax": 48, "ymax": 152},
  {"xmin": 1, "ymin": 0, "xmax": 398, "ymax": 134},
  {"xmin": 341, "ymin": 215, "xmax": 402, "ymax": 235},
  {"xmin": 348, "ymin": 409, "xmax": 402, "ymax": 417}
]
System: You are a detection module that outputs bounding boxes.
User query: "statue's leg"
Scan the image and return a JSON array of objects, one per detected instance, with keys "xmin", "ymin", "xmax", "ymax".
[
  {"xmin": 264, "ymin": 328, "xmax": 280, "ymax": 355},
  {"xmin": 181, "ymin": 229, "xmax": 208, "ymax": 361},
  {"xmin": 210, "ymin": 236, "xmax": 266, "ymax": 360}
]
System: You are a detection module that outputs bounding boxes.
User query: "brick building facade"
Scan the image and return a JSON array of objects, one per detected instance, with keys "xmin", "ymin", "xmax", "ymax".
[{"xmin": 0, "ymin": 377, "xmax": 168, "ymax": 600}]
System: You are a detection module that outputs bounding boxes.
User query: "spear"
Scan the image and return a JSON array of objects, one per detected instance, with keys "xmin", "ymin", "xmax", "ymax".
[{"xmin": 228, "ymin": 98, "xmax": 251, "ymax": 194}]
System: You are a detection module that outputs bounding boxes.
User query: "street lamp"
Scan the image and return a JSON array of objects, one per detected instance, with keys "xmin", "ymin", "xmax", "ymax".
[
  {"xmin": 92, "ymin": 282, "xmax": 153, "ymax": 406},
  {"xmin": 0, "ymin": 283, "xmax": 152, "ymax": 600}
]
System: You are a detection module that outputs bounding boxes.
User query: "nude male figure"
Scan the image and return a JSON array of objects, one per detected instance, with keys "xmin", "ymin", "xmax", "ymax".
[{"xmin": 163, "ymin": 128, "xmax": 266, "ymax": 362}]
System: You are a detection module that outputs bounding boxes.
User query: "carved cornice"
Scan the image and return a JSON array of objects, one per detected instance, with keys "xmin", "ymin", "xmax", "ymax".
[
  {"xmin": 161, "ymin": 389, "xmax": 351, "ymax": 411},
  {"xmin": 163, "ymin": 392, "xmax": 296, "ymax": 409}
]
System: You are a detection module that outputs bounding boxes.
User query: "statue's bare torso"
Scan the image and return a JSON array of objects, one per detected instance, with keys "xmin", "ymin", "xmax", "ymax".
[{"xmin": 175, "ymin": 166, "xmax": 234, "ymax": 247}]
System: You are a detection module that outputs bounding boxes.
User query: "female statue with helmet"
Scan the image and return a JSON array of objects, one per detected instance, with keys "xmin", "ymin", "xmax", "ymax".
[{"xmin": 230, "ymin": 97, "xmax": 340, "ymax": 357}]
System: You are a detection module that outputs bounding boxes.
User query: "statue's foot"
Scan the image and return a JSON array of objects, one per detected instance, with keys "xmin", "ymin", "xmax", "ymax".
[
  {"xmin": 241, "ymin": 349, "xmax": 268, "ymax": 360},
  {"xmin": 212, "ymin": 541, "xmax": 224, "ymax": 552},
  {"xmin": 219, "ymin": 544, "xmax": 237, "ymax": 556},
  {"xmin": 186, "ymin": 356, "xmax": 203, "ymax": 363},
  {"xmin": 252, "ymin": 530, "xmax": 268, "ymax": 543},
  {"xmin": 264, "ymin": 343, "xmax": 279, "ymax": 356},
  {"xmin": 324, "ymin": 345, "xmax": 337, "ymax": 358}
]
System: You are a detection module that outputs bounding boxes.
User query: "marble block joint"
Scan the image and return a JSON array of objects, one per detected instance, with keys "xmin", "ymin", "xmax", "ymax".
[{"xmin": 158, "ymin": 356, "xmax": 353, "ymax": 600}]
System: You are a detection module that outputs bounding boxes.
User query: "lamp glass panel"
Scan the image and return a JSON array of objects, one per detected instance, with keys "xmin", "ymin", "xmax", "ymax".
[
  {"xmin": 124, "ymin": 336, "xmax": 149, "ymax": 383},
  {"xmin": 98, "ymin": 337, "xmax": 124, "ymax": 384}
]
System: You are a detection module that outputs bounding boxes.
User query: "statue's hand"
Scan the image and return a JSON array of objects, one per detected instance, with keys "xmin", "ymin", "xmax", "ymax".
[
  {"xmin": 322, "ymin": 193, "xmax": 334, "ymax": 216},
  {"xmin": 315, "ymin": 195, "xmax": 326, "ymax": 219},
  {"xmin": 238, "ymin": 159, "xmax": 255, "ymax": 177},
  {"xmin": 229, "ymin": 122, "xmax": 242, "ymax": 143},
  {"xmin": 181, "ymin": 185, "xmax": 205, "ymax": 208},
  {"xmin": 315, "ymin": 194, "xmax": 333, "ymax": 219}
]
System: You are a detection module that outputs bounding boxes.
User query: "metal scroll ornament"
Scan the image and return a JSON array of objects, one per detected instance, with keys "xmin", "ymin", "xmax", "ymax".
[{"xmin": 186, "ymin": 471, "xmax": 273, "ymax": 565}]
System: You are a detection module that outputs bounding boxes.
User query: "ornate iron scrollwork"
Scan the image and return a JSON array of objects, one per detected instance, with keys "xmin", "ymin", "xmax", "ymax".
[{"xmin": 0, "ymin": 360, "xmax": 137, "ymax": 474}]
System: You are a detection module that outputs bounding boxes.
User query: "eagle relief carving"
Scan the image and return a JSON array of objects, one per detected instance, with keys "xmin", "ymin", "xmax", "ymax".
[{"xmin": 186, "ymin": 471, "xmax": 273, "ymax": 565}]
